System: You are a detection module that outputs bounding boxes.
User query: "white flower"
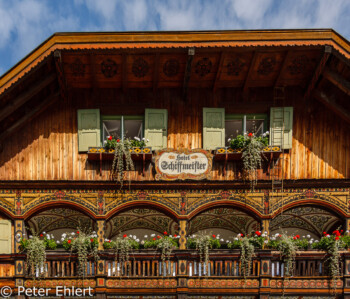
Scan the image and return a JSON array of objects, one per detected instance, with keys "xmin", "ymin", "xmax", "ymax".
[
  {"xmin": 302, "ymin": 235, "xmax": 305, "ymax": 239},
  {"xmin": 142, "ymin": 137, "xmax": 145, "ymax": 140},
  {"xmin": 177, "ymin": 235, "xmax": 180, "ymax": 238},
  {"xmin": 314, "ymin": 240, "xmax": 319, "ymax": 243},
  {"xmin": 309, "ymin": 240, "xmax": 313, "ymax": 244},
  {"xmin": 43, "ymin": 231, "xmax": 46, "ymax": 234},
  {"xmin": 129, "ymin": 235, "xmax": 132, "ymax": 238},
  {"xmin": 262, "ymin": 133, "xmax": 266, "ymax": 137},
  {"xmin": 16, "ymin": 233, "xmax": 20, "ymax": 237},
  {"xmin": 261, "ymin": 234, "xmax": 266, "ymax": 237},
  {"xmin": 72, "ymin": 232, "xmax": 75, "ymax": 235},
  {"xmin": 264, "ymin": 240, "xmax": 268, "ymax": 244},
  {"xmin": 92, "ymin": 231, "xmax": 96, "ymax": 234},
  {"xmin": 326, "ymin": 235, "xmax": 330, "ymax": 238},
  {"xmin": 105, "ymin": 239, "xmax": 108, "ymax": 242},
  {"xmin": 216, "ymin": 236, "xmax": 219, "ymax": 239},
  {"xmin": 47, "ymin": 235, "xmax": 50, "ymax": 240},
  {"xmin": 147, "ymin": 139, "xmax": 149, "ymax": 142},
  {"xmin": 220, "ymin": 238, "xmax": 224, "ymax": 242},
  {"xmin": 228, "ymin": 138, "xmax": 231, "ymax": 142},
  {"xmin": 134, "ymin": 137, "xmax": 140, "ymax": 141},
  {"xmin": 226, "ymin": 240, "xmax": 230, "ymax": 243},
  {"xmin": 271, "ymin": 237, "xmax": 276, "ymax": 241},
  {"xmin": 136, "ymin": 239, "xmax": 140, "ymax": 242},
  {"xmin": 141, "ymin": 240, "xmax": 145, "ymax": 245},
  {"xmin": 57, "ymin": 241, "xmax": 60, "ymax": 244},
  {"xmin": 306, "ymin": 235, "xmax": 310, "ymax": 238},
  {"xmin": 144, "ymin": 235, "xmax": 148, "ymax": 238},
  {"xmin": 193, "ymin": 235, "xmax": 196, "ymax": 238},
  {"xmin": 104, "ymin": 140, "xmax": 107, "ymax": 145},
  {"xmin": 234, "ymin": 237, "xmax": 238, "ymax": 240},
  {"xmin": 29, "ymin": 236, "xmax": 33, "ymax": 239},
  {"xmin": 169, "ymin": 235, "xmax": 173, "ymax": 238},
  {"xmin": 61, "ymin": 238, "xmax": 64, "ymax": 241},
  {"xmin": 62, "ymin": 233, "xmax": 66, "ymax": 237},
  {"xmin": 275, "ymin": 233, "xmax": 280, "ymax": 237},
  {"xmin": 151, "ymin": 234, "xmax": 155, "ymax": 237},
  {"xmin": 133, "ymin": 235, "xmax": 137, "ymax": 240},
  {"xmin": 265, "ymin": 131, "xmax": 269, "ymax": 134},
  {"xmin": 264, "ymin": 231, "xmax": 267, "ymax": 235}
]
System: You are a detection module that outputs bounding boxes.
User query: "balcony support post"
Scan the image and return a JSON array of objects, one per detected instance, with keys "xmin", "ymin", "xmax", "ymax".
[
  {"xmin": 179, "ymin": 220, "xmax": 188, "ymax": 250},
  {"xmin": 97, "ymin": 220, "xmax": 105, "ymax": 251},
  {"xmin": 261, "ymin": 219, "xmax": 270, "ymax": 236},
  {"xmin": 259, "ymin": 251, "xmax": 273, "ymax": 299}
]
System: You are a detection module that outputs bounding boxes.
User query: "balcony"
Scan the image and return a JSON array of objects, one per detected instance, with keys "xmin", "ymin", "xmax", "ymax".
[{"xmin": 3, "ymin": 249, "xmax": 350, "ymax": 297}]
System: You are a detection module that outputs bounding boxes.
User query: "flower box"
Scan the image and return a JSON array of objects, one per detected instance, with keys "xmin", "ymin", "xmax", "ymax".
[
  {"xmin": 214, "ymin": 146, "xmax": 282, "ymax": 161},
  {"xmin": 87, "ymin": 147, "xmax": 152, "ymax": 162}
]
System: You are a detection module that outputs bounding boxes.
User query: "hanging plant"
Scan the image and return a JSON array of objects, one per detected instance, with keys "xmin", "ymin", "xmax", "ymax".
[
  {"xmin": 20, "ymin": 233, "xmax": 46, "ymax": 279},
  {"xmin": 275, "ymin": 234, "xmax": 297, "ymax": 277},
  {"xmin": 239, "ymin": 236, "xmax": 255, "ymax": 278},
  {"xmin": 144, "ymin": 232, "xmax": 179, "ymax": 263},
  {"xmin": 107, "ymin": 137, "xmax": 134, "ymax": 187},
  {"xmin": 187, "ymin": 234, "xmax": 220, "ymax": 273},
  {"xmin": 62, "ymin": 229, "xmax": 99, "ymax": 277}
]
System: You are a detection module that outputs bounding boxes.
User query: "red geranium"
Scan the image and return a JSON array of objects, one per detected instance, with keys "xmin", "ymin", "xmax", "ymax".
[
  {"xmin": 248, "ymin": 132, "xmax": 253, "ymax": 137},
  {"xmin": 76, "ymin": 231, "xmax": 80, "ymax": 234},
  {"xmin": 108, "ymin": 240, "xmax": 111, "ymax": 243},
  {"xmin": 117, "ymin": 139, "xmax": 120, "ymax": 142},
  {"xmin": 323, "ymin": 232, "xmax": 327, "ymax": 235},
  {"xmin": 90, "ymin": 238, "xmax": 94, "ymax": 242},
  {"xmin": 174, "ymin": 234, "xmax": 177, "ymax": 238},
  {"xmin": 293, "ymin": 236, "xmax": 296, "ymax": 240},
  {"xmin": 108, "ymin": 136, "xmax": 113, "ymax": 141},
  {"xmin": 157, "ymin": 235, "xmax": 161, "ymax": 239},
  {"xmin": 123, "ymin": 234, "xmax": 127, "ymax": 238},
  {"xmin": 153, "ymin": 237, "xmax": 156, "ymax": 241},
  {"xmin": 212, "ymin": 234, "xmax": 216, "ymax": 238},
  {"xmin": 255, "ymin": 231, "xmax": 261, "ymax": 236},
  {"xmin": 68, "ymin": 240, "xmax": 71, "ymax": 244},
  {"xmin": 164, "ymin": 231, "xmax": 168, "ymax": 235},
  {"xmin": 295, "ymin": 235, "xmax": 300, "ymax": 239},
  {"xmin": 40, "ymin": 234, "xmax": 43, "ymax": 237},
  {"xmin": 335, "ymin": 236, "xmax": 340, "ymax": 240}
]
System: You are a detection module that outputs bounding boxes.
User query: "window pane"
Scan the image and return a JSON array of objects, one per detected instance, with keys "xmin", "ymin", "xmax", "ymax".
[
  {"xmin": 225, "ymin": 120, "xmax": 242, "ymax": 145},
  {"xmin": 124, "ymin": 119, "xmax": 143, "ymax": 139},
  {"xmin": 103, "ymin": 120, "xmax": 121, "ymax": 139},
  {"xmin": 246, "ymin": 119, "xmax": 264, "ymax": 136}
]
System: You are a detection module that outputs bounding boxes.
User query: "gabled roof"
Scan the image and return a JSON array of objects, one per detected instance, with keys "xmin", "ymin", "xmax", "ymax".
[{"xmin": 0, "ymin": 29, "xmax": 349, "ymax": 144}]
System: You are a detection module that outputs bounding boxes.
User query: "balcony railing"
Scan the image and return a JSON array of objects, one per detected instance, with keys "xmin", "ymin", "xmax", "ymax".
[{"xmin": 3, "ymin": 250, "xmax": 349, "ymax": 297}]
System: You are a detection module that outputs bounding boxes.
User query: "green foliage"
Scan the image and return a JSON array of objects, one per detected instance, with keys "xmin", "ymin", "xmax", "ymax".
[
  {"xmin": 275, "ymin": 235, "xmax": 297, "ymax": 277},
  {"xmin": 44, "ymin": 238, "xmax": 57, "ymax": 250},
  {"xmin": 21, "ymin": 235, "xmax": 46, "ymax": 279},
  {"xmin": 239, "ymin": 237, "xmax": 255, "ymax": 278},
  {"xmin": 130, "ymin": 137, "xmax": 148, "ymax": 148},
  {"xmin": 144, "ymin": 236, "xmax": 178, "ymax": 262},
  {"xmin": 229, "ymin": 135, "xmax": 246, "ymax": 149},
  {"xmin": 111, "ymin": 138, "xmax": 135, "ymax": 187},
  {"xmin": 293, "ymin": 238, "xmax": 309, "ymax": 250},
  {"xmin": 242, "ymin": 136, "xmax": 265, "ymax": 190}
]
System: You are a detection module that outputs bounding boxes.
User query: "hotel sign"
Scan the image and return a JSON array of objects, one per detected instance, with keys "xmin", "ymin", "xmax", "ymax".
[{"xmin": 155, "ymin": 149, "xmax": 212, "ymax": 180}]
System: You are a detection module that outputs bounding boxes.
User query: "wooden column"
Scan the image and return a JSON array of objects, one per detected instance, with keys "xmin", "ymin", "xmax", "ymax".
[
  {"xmin": 179, "ymin": 220, "xmax": 188, "ymax": 250},
  {"xmin": 345, "ymin": 218, "xmax": 350, "ymax": 232},
  {"xmin": 96, "ymin": 220, "xmax": 105, "ymax": 251},
  {"xmin": 261, "ymin": 219, "xmax": 270, "ymax": 237},
  {"xmin": 14, "ymin": 220, "xmax": 25, "ymax": 299}
]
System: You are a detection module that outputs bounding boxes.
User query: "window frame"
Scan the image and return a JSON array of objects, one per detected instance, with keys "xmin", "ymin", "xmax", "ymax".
[
  {"xmin": 101, "ymin": 115, "xmax": 144, "ymax": 144},
  {"xmin": 225, "ymin": 113, "xmax": 268, "ymax": 134}
]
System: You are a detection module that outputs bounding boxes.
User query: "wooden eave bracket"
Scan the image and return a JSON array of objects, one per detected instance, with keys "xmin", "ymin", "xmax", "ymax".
[
  {"xmin": 183, "ymin": 47, "xmax": 195, "ymax": 101},
  {"xmin": 304, "ymin": 45, "xmax": 332, "ymax": 100},
  {"xmin": 323, "ymin": 66, "xmax": 350, "ymax": 96},
  {"xmin": 53, "ymin": 50, "xmax": 68, "ymax": 101},
  {"xmin": 313, "ymin": 88, "xmax": 350, "ymax": 124}
]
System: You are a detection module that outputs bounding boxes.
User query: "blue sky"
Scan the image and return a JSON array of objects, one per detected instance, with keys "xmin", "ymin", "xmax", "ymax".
[{"xmin": 0, "ymin": 0, "xmax": 349, "ymax": 76}]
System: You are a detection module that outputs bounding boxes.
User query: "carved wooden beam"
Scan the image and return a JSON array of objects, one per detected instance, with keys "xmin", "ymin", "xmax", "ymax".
[
  {"xmin": 213, "ymin": 51, "xmax": 226, "ymax": 92},
  {"xmin": 183, "ymin": 47, "xmax": 195, "ymax": 100},
  {"xmin": 313, "ymin": 89, "xmax": 350, "ymax": 124},
  {"xmin": 0, "ymin": 91, "xmax": 60, "ymax": 143},
  {"xmin": 304, "ymin": 45, "xmax": 332, "ymax": 100},
  {"xmin": 53, "ymin": 50, "xmax": 68, "ymax": 101},
  {"xmin": 0, "ymin": 73, "xmax": 56, "ymax": 123},
  {"xmin": 323, "ymin": 67, "xmax": 350, "ymax": 96},
  {"xmin": 122, "ymin": 53, "xmax": 127, "ymax": 94},
  {"xmin": 274, "ymin": 50, "xmax": 291, "ymax": 87},
  {"xmin": 153, "ymin": 53, "xmax": 160, "ymax": 92},
  {"xmin": 243, "ymin": 51, "xmax": 258, "ymax": 93}
]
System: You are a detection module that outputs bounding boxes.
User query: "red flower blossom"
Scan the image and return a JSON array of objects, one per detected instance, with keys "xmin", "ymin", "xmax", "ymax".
[
  {"xmin": 157, "ymin": 235, "xmax": 161, "ymax": 239},
  {"xmin": 68, "ymin": 240, "xmax": 71, "ymax": 244},
  {"xmin": 212, "ymin": 234, "xmax": 216, "ymax": 238},
  {"xmin": 90, "ymin": 238, "xmax": 94, "ymax": 242},
  {"xmin": 39, "ymin": 234, "xmax": 43, "ymax": 237},
  {"xmin": 117, "ymin": 139, "xmax": 120, "ymax": 142},
  {"xmin": 174, "ymin": 234, "xmax": 177, "ymax": 238},
  {"xmin": 295, "ymin": 235, "xmax": 300, "ymax": 239},
  {"xmin": 341, "ymin": 230, "xmax": 344, "ymax": 233},
  {"xmin": 255, "ymin": 231, "xmax": 261, "ymax": 236},
  {"xmin": 108, "ymin": 136, "xmax": 113, "ymax": 141},
  {"xmin": 278, "ymin": 234, "xmax": 282, "ymax": 237},
  {"xmin": 164, "ymin": 231, "xmax": 168, "ymax": 235},
  {"xmin": 153, "ymin": 237, "xmax": 156, "ymax": 241},
  {"xmin": 323, "ymin": 232, "xmax": 327, "ymax": 235},
  {"xmin": 108, "ymin": 240, "xmax": 111, "ymax": 243},
  {"xmin": 123, "ymin": 234, "xmax": 127, "ymax": 238},
  {"xmin": 76, "ymin": 231, "xmax": 80, "ymax": 234},
  {"xmin": 248, "ymin": 132, "xmax": 253, "ymax": 137},
  {"xmin": 335, "ymin": 236, "xmax": 340, "ymax": 240},
  {"xmin": 293, "ymin": 236, "xmax": 296, "ymax": 240}
]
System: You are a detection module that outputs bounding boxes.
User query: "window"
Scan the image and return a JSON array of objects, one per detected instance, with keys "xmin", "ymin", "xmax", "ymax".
[
  {"xmin": 203, "ymin": 107, "xmax": 293, "ymax": 150},
  {"xmin": 102, "ymin": 116, "xmax": 144, "ymax": 142},
  {"xmin": 225, "ymin": 114, "xmax": 267, "ymax": 146},
  {"xmin": 77, "ymin": 108, "xmax": 168, "ymax": 152}
]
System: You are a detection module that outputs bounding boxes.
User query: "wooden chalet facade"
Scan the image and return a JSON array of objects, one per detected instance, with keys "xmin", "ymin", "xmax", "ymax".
[{"xmin": 0, "ymin": 29, "xmax": 350, "ymax": 298}]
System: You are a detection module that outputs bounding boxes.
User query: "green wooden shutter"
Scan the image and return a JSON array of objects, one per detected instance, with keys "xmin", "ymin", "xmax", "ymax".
[
  {"xmin": 269, "ymin": 107, "xmax": 293, "ymax": 149},
  {"xmin": 203, "ymin": 108, "xmax": 225, "ymax": 150},
  {"xmin": 77, "ymin": 109, "xmax": 101, "ymax": 152},
  {"xmin": 0, "ymin": 220, "xmax": 11, "ymax": 254},
  {"xmin": 144, "ymin": 109, "xmax": 168, "ymax": 150}
]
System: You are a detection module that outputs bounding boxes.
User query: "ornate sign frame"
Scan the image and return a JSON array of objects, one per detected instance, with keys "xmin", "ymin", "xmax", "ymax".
[{"xmin": 155, "ymin": 148, "xmax": 212, "ymax": 181}]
